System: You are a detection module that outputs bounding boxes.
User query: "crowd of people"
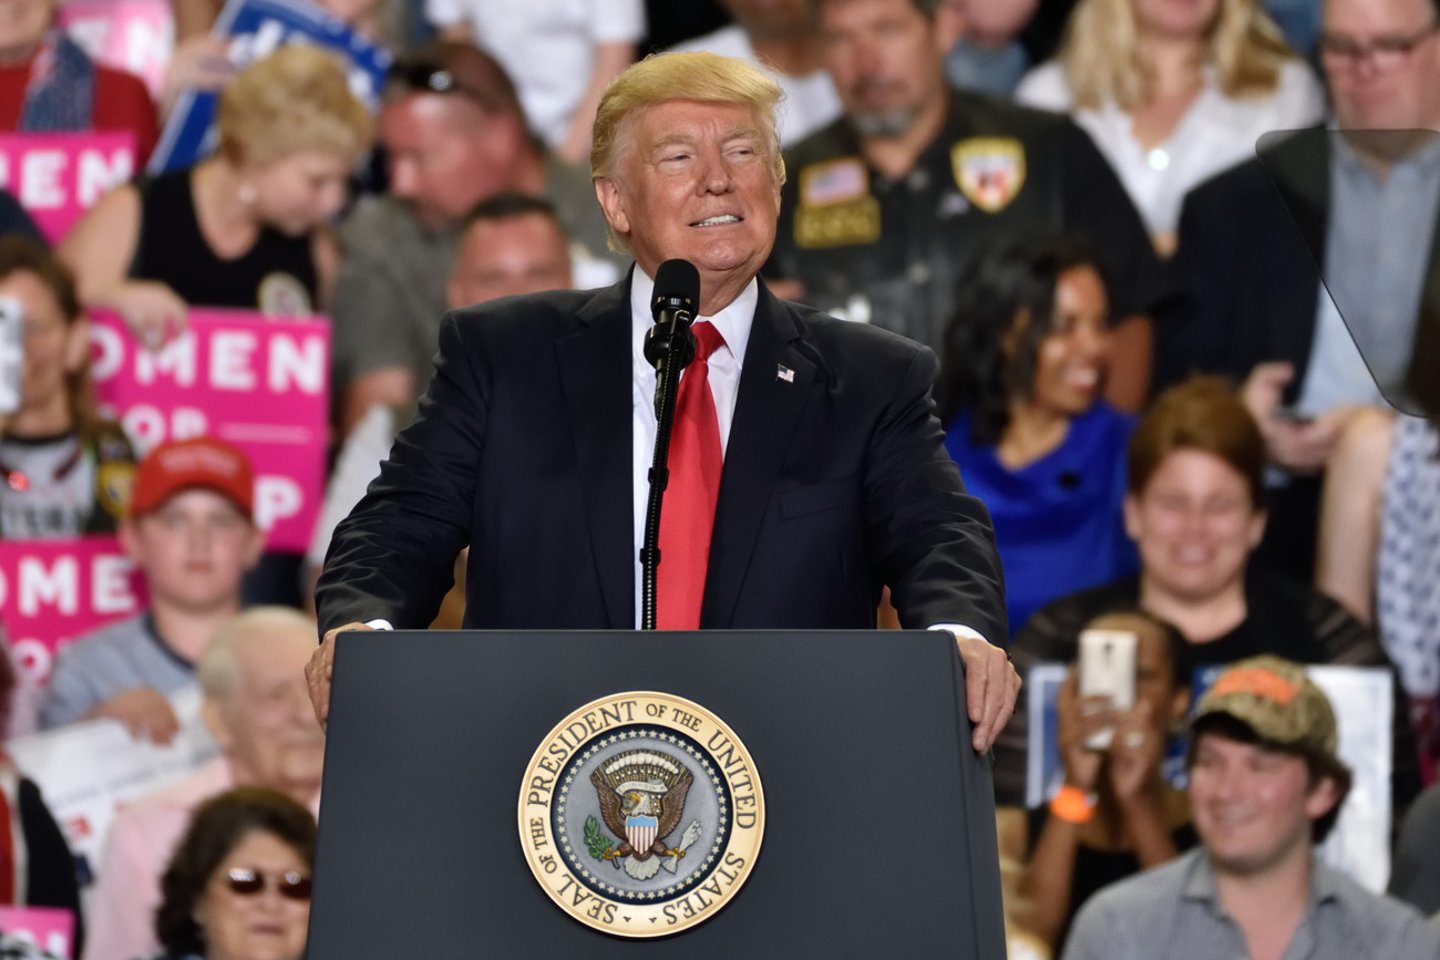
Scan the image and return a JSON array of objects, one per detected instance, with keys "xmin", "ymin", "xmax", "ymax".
[{"xmin": 0, "ymin": 0, "xmax": 1438, "ymax": 956}]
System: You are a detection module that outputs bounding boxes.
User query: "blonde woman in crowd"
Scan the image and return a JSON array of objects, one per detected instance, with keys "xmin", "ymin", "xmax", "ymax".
[
  {"xmin": 1015, "ymin": 0, "xmax": 1323, "ymax": 252},
  {"xmin": 58, "ymin": 45, "xmax": 374, "ymax": 348}
]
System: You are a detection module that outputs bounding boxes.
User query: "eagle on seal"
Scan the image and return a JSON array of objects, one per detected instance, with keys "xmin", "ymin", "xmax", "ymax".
[{"xmin": 591, "ymin": 750, "xmax": 694, "ymax": 879}]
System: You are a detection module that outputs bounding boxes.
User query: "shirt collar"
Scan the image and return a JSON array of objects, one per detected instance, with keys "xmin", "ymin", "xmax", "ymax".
[
  {"xmin": 1181, "ymin": 848, "xmax": 1221, "ymax": 906},
  {"xmin": 143, "ymin": 612, "xmax": 196, "ymax": 671},
  {"xmin": 629, "ymin": 267, "xmax": 757, "ymax": 373},
  {"xmin": 1330, "ymin": 126, "xmax": 1440, "ymax": 181},
  {"xmin": 1183, "ymin": 849, "xmax": 1343, "ymax": 911}
]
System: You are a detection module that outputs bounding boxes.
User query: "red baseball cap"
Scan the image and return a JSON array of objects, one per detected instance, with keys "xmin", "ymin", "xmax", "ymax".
[{"xmin": 129, "ymin": 437, "xmax": 254, "ymax": 520}]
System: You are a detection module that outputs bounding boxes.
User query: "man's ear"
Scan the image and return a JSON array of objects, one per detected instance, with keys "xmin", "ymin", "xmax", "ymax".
[
  {"xmin": 1247, "ymin": 508, "xmax": 1268, "ymax": 549},
  {"xmin": 242, "ymin": 522, "xmax": 265, "ymax": 571},
  {"xmin": 201, "ymin": 697, "xmax": 230, "ymax": 747},
  {"xmin": 594, "ymin": 177, "xmax": 631, "ymax": 238},
  {"xmin": 1303, "ymin": 773, "xmax": 1341, "ymax": 822},
  {"xmin": 118, "ymin": 517, "xmax": 141, "ymax": 562},
  {"xmin": 934, "ymin": 0, "xmax": 966, "ymax": 53}
]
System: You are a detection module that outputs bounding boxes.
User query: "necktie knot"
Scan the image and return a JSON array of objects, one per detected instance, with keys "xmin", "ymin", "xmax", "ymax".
[{"xmin": 691, "ymin": 321, "xmax": 724, "ymax": 362}]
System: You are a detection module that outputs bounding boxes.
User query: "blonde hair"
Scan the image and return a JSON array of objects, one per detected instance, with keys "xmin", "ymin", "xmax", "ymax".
[
  {"xmin": 1059, "ymin": 0, "xmax": 1294, "ymax": 111},
  {"xmin": 217, "ymin": 45, "xmax": 374, "ymax": 167},
  {"xmin": 591, "ymin": 52, "xmax": 786, "ymax": 255}
]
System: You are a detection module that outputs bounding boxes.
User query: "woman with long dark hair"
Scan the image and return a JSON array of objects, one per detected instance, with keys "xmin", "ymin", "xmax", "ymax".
[{"xmin": 941, "ymin": 233, "xmax": 1138, "ymax": 634}]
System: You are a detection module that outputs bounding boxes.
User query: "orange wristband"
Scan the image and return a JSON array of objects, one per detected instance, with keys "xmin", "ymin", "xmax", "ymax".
[{"xmin": 1049, "ymin": 785, "xmax": 1097, "ymax": 824}]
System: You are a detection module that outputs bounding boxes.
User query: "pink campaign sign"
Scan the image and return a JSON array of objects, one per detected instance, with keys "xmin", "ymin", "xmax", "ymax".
[
  {"xmin": 0, "ymin": 905, "xmax": 78, "ymax": 958},
  {"xmin": 89, "ymin": 309, "xmax": 331, "ymax": 553},
  {"xmin": 60, "ymin": 0, "xmax": 174, "ymax": 98},
  {"xmin": 0, "ymin": 535, "xmax": 145, "ymax": 732},
  {"xmin": 0, "ymin": 132, "xmax": 137, "ymax": 244}
]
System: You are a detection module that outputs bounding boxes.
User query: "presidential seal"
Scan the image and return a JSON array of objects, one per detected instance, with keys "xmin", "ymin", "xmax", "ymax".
[{"xmin": 518, "ymin": 692, "xmax": 764, "ymax": 938}]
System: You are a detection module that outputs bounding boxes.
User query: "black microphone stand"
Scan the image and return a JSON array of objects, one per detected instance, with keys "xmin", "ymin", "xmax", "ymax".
[{"xmin": 639, "ymin": 299, "xmax": 696, "ymax": 630}]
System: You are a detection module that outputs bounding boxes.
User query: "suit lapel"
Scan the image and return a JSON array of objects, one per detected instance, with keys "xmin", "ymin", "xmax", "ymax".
[
  {"xmin": 1262, "ymin": 129, "xmax": 1331, "ymax": 394},
  {"xmin": 702, "ymin": 283, "xmax": 816, "ymax": 627},
  {"xmin": 556, "ymin": 278, "xmax": 635, "ymax": 629}
]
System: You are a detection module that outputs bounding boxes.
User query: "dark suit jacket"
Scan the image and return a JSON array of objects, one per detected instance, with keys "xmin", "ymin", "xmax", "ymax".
[
  {"xmin": 1159, "ymin": 131, "xmax": 1329, "ymax": 398},
  {"xmin": 1161, "ymin": 129, "xmax": 1440, "ymax": 400},
  {"xmin": 316, "ymin": 276, "xmax": 1007, "ymax": 641}
]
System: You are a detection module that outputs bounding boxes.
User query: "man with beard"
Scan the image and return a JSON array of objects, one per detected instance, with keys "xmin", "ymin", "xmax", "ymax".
[{"xmin": 767, "ymin": 0, "xmax": 1168, "ymax": 410}]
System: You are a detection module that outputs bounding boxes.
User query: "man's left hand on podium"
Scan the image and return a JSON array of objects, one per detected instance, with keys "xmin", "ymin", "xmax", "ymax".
[
  {"xmin": 946, "ymin": 631, "xmax": 1020, "ymax": 754},
  {"xmin": 306, "ymin": 621, "xmax": 376, "ymax": 729}
]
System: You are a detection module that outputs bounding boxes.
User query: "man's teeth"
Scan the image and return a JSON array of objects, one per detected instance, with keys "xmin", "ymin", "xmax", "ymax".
[{"xmin": 694, "ymin": 215, "xmax": 740, "ymax": 226}]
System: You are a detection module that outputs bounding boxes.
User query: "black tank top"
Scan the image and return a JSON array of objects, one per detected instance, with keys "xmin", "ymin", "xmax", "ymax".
[{"xmin": 129, "ymin": 169, "xmax": 319, "ymax": 314}]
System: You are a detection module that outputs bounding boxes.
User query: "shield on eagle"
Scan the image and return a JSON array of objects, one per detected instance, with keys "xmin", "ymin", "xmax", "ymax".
[
  {"xmin": 590, "ymin": 749, "xmax": 695, "ymax": 879},
  {"xmin": 626, "ymin": 815, "xmax": 659, "ymax": 854}
]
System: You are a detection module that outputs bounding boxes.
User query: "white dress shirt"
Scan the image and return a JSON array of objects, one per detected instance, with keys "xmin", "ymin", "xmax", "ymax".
[{"xmin": 629, "ymin": 269, "xmax": 755, "ymax": 628}]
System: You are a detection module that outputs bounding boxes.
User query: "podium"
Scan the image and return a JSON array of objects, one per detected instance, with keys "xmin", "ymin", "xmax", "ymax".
[{"xmin": 308, "ymin": 630, "xmax": 1007, "ymax": 956}]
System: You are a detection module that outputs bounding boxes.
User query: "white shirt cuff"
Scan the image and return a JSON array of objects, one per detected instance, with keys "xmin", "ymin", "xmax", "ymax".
[{"xmin": 928, "ymin": 623, "xmax": 988, "ymax": 644}]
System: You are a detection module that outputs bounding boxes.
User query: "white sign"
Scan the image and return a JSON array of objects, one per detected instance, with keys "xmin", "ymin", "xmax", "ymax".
[{"xmin": 7, "ymin": 688, "xmax": 217, "ymax": 879}]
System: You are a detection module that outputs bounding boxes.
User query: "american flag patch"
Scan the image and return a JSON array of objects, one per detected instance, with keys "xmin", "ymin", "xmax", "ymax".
[
  {"xmin": 800, "ymin": 158, "xmax": 868, "ymax": 207},
  {"xmin": 776, "ymin": 365, "xmax": 795, "ymax": 383}
]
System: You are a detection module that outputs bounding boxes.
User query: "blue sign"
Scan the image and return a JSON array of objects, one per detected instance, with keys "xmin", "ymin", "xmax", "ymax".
[{"xmin": 148, "ymin": 0, "xmax": 389, "ymax": 173}]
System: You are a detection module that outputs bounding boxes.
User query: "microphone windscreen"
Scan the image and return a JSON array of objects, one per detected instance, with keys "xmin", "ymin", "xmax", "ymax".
[{"xmin": 653, "ymin": 259, "xmax": 700, "ymax": 311}]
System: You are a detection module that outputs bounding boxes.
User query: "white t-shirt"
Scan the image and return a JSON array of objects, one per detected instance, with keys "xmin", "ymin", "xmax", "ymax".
[
  {"xmin": 1015, "ymin": 58, "xmax": 1324, "ymax": 237},
  {"xmin": 670, "ymin": 25, "xmax": 843, "ymax": 146},
  {"xmin": 424, "ymin": 0, "xmax": 646, "ymax": 147}
]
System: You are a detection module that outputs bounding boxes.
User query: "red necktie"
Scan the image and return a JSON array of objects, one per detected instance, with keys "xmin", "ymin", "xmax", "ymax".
[{"xmin": 657, "ymin": 321, "xmax": 724, "ymax": 629}]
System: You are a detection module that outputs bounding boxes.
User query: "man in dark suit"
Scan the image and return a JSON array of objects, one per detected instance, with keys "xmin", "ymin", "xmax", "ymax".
[
  {"xmin": 307, "ymin": 51, "xmax": 1017, "ymax": 750},
  {"xmin": 1161, "ymin": 0, "xmax": 1440, "ymax": 577}
]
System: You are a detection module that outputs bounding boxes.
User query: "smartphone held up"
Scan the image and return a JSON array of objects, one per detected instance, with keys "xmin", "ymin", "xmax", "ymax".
[
  {"xmin": 1078, "ymin": 628, "xmax": 1138, "ymax": 750},
  {"xmin": 0, "ymin": 294, "xmax": 23, "ymax": 416}
]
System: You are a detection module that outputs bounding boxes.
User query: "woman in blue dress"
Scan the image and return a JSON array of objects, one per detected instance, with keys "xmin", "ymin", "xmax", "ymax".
[{"xmin": 940, "ymin": 233, "xmax": 1138, "ymax": 636}]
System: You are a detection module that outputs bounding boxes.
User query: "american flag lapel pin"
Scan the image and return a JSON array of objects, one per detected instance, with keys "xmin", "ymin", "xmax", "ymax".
[{"xmin": 776, "ymin": 364, "xmax": 795, "ymax": 383}]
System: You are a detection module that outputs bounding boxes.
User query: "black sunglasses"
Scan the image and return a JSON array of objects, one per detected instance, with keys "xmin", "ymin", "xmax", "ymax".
[
  {"xmin": 385, "ymin": 59, "xmax": 497, "ymax": 112},
  {"xmin": 224, "ymin": 867, "xmax": 313, "ymax": 901}
]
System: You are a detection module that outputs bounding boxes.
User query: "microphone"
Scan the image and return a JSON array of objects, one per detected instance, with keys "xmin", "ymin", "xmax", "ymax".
[
  {"xmin": 645, "ymin": 259, "xmax": 700, "ymax": 370},
  {"xmin": 638, "ymin": 259, "xmax": 702, "ymax": 629}
]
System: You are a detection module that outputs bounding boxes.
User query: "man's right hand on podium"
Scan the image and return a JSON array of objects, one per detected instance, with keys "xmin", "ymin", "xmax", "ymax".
[{"xmin": 307, "ymin": 621, "xmax": 375, "ymax": 728}]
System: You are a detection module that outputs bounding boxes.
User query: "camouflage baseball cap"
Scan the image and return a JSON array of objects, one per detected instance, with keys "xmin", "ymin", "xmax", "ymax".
[{"xmin": 1191, "ymin": 656, "xmax": 1339, "ymax": 763}]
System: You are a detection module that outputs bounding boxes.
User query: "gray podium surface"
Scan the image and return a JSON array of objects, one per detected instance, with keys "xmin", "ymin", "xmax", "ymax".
[{"xmin": 308, "ymin": 630, "xmax": 1007, "ymax": 957}]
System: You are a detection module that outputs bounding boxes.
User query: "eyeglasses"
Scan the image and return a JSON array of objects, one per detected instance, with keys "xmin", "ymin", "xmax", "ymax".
[
  {"xmin": 1318, "ymin": 21, "xmax": 1440, "ymax": 71},
  {"xmin": 224, "ymin": 867, "xmax": 313, "ymax": 901},
  {"xmin": 385, "ymin": 59, "xmax": 498, "ymax": 113}
]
